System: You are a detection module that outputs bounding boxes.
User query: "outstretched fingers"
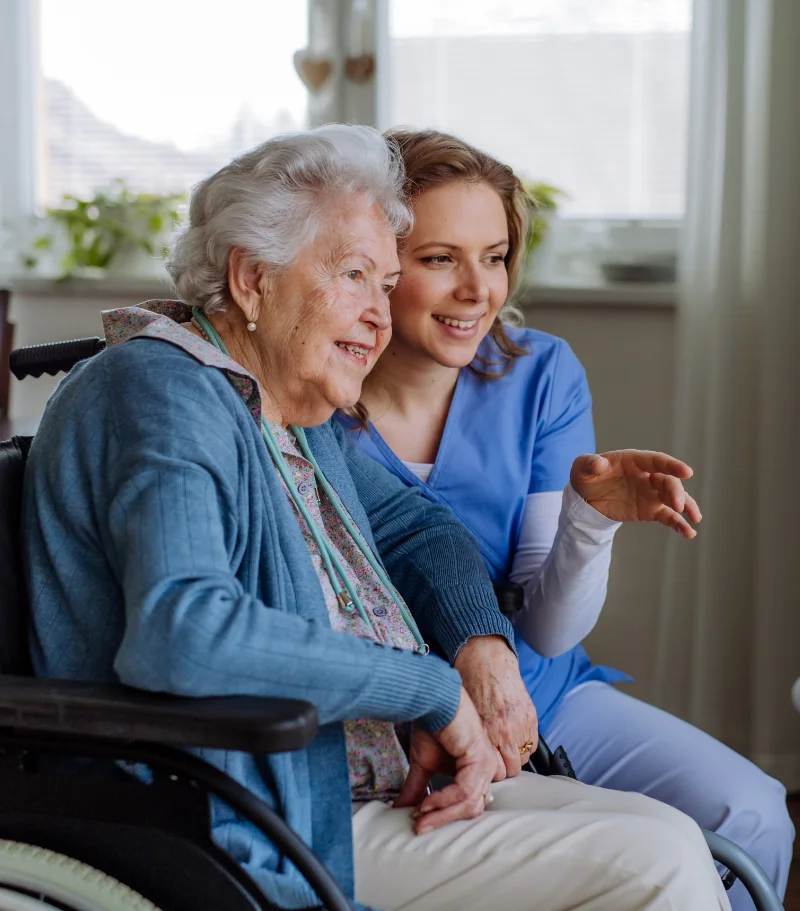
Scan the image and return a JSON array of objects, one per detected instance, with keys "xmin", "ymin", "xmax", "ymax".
[
  {"xmin": 631, "ymin": 450, "xmax": 693, "ymax": 480},
  {"xmin": 654, "ymin": 503, "xmax": 698, "ymax": 538},
  {"xmin": 649, "ymin": 473, "xmax": 702, "ymax": 527},
  {"xmin": 649, "ymin": 473, "xmax": 686, "ymax": 512},
  {"xmin": 683, "ymin": 492, "xmax": 702, "ymax": 524}
]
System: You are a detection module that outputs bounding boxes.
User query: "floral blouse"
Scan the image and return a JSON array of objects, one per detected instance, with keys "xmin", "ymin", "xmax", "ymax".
[{"xmin": 271, "ymin": 425, "xmax": 419, "ymax": 801}]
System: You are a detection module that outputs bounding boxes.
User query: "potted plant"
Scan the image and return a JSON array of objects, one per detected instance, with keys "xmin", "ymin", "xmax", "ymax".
[
  {"xmin": 23, "ymin": 179, "xmax": 185, "ymax": 281},
  {"xmin": 521, "ymin": 181, "xmax": 564, "ymax": 283}
]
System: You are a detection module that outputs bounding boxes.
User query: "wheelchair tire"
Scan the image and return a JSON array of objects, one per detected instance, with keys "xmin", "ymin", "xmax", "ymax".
[{"xmin": 0, "ymin": 840, "xmax": 164, "ymax": 911}]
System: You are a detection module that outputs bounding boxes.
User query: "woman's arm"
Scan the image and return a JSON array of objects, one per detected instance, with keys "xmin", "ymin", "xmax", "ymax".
[
  {"xmin": 509, "ymin": 485, "xmax": 620, "ymax": 657},
  {"xmin": 102, "ymin": 349, "xmax": 462, "ymax": 732}
]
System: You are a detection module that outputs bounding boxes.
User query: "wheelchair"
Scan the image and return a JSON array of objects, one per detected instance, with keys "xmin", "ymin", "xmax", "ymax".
[{"xmin": 0, "ymin": 336, "xmax": 785, "ymax": 911}]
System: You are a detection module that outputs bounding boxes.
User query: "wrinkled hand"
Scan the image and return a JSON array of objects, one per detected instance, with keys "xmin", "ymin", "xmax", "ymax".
[
  {"xmin": 454, "ymin": 635, "xmax": 538, "ymax": 780},
  {"xmin": 570, "ymin": 450, "xmax": 702, "ymax": 539},
  {"xmin": 394, "ymin": 687, "xmax": 497, "ymax": 835}
]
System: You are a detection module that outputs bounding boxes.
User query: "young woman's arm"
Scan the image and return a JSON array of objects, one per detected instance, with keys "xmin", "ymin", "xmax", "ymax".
[
  {"xmin": 509, "ymin": 485, "xmax": 620, "ymax": 658},
  {"xmin": 509, "ymin": 340, "xmax": 619, "ymax": 658}
]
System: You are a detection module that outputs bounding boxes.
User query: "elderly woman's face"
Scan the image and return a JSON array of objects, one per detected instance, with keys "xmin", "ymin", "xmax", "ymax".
[{"xmin": 261, "ymin": 197, "xmax": 399, "ymax": 424}]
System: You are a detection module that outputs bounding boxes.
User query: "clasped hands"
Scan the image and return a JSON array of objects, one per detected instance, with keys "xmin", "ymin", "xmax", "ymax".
[
  {"xmin": 394, "ymin": 635, "xmax": 536, "ymax": 834},
  {"xmin": 396, "ymin": 449, "xmax": 700, "ymax": 834}
]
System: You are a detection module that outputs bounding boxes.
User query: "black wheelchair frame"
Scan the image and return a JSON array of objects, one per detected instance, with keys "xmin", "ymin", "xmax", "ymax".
[{"xmin": 0, "ymin": 336, "xmax": 785, "ymax": 911}]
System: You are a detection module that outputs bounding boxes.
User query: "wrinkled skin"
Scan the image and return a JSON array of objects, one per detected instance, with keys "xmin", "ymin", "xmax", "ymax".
[
  {"xmin": 205, "ymin": 194, "xmax": 401, "ymax": 428},
  {"xmin": 454, "ymin": 635, "xmax": 539, "ymax": 780}
]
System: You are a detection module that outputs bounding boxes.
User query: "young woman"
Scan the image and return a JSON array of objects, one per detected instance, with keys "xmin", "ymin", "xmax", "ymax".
[{"xmin": 336, "ymin": 129, "xmax": 794, "ymax": 911}]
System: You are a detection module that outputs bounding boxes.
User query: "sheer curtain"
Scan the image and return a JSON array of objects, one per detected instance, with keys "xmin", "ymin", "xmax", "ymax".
[{"xmin": 654, "ymin": 0, "xmax": 800, "ymax": 789}]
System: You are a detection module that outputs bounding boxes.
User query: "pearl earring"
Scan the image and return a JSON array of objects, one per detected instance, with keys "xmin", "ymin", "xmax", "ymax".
[{"xmin": 247, "ymin": 320, "xmax": 257, "ymax": 332}]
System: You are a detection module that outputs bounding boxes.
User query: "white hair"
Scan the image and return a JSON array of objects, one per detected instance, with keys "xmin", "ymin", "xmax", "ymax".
[{"xmin": 167, "ymin": 124, "xmax": 412, "ymax": 313}]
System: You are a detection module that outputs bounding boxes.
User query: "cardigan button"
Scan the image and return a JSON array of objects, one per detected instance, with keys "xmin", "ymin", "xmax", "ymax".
[{"xmin": 372, "ymin": 607, "xmax": 387, "ymax": 618}]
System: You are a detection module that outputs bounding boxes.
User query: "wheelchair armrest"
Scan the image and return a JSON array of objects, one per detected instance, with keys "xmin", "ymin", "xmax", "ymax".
[{"xmin": 0, "ymin": 675, "xmax": 317, "ymax": 753}]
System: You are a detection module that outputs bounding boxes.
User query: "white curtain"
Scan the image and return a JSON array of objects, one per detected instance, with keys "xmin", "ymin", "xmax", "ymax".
[{"xmin": 654, "ymin": 0, "xmax": 800, "ymax": 790}]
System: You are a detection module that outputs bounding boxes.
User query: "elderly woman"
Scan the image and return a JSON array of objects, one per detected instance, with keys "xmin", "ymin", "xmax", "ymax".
[{"xmin": 22, "ymin": 125, "xmax": 730, "ymax": 911}]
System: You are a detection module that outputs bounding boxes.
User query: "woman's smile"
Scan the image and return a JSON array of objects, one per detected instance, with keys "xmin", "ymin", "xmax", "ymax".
[
  {"xmin": 431, "ymin": 313, "xmax": 485, "ymax": 339},
  {"xmin": 334, "ymin": 339, "xmax": 373, "ymax": 365}
]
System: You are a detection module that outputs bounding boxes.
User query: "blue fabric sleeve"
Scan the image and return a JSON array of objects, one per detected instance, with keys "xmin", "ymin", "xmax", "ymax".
[
  {"xmin": 332, "ymin": 422, "xmax": 516, "ymax": 663},
  {"xmin": 530, "ymin": 341, "xmax": 596, "ymax": 494},
  {"xmin": 102, "ymin": 353, "xmax": 462, "ymax": 733}
]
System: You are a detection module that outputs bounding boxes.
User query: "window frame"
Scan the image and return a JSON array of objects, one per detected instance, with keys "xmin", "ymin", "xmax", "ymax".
[{"xmin": 0, "ymin": 0, "xmax": 39, "ymax": 230}]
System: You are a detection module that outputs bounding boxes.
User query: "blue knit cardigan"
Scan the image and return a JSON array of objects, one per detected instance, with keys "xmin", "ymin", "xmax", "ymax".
[{"xmin": 22, "ymin": 335, "xmax": 513, "ymax": 909}]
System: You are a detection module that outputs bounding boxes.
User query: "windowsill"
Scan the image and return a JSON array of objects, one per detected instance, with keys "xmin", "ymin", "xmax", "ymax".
[
  {"xmin": 519, "ymin": 280, "xmax": 677, "ymax": 308},
  {"xmin": 7, "ymin": 275, "xmax": 175, "ymax": 300},
  {"xmin": 8, "ymin": 275, "xmax": 677, "ymax": 308}
]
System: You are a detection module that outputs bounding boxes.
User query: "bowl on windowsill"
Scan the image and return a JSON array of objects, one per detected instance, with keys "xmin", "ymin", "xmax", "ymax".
[{"xmin": 600, "ymin": 257, "xmax": 677, "ymax": 285}]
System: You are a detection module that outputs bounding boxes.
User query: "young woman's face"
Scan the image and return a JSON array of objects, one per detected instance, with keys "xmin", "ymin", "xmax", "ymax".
[{"xmin": 388, "ymin": 181, "xmax": 510, "ymax": 368}]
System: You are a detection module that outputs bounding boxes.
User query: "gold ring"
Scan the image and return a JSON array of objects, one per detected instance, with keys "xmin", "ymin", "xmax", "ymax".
[
  {"xmin": 483, "ymin": 790, "xmax": 494, "ymax": 806},
  {"xmin": 518, "ymin": 740, "xmax": 534, "ymax": 755}
]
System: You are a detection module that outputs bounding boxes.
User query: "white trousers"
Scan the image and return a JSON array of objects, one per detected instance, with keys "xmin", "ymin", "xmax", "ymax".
[
  {"xmin": 353, "ymin": 773, "xmax": 732, "ymax": 911},
  {"xmin": 542, "ymin": 682, "xmax": 794, "ymax": 911}
]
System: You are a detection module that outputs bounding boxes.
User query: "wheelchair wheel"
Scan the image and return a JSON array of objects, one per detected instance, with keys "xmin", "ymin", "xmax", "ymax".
[{"xmin": 0, "ymin": 840, "xmax": 163, "ymax": 911}]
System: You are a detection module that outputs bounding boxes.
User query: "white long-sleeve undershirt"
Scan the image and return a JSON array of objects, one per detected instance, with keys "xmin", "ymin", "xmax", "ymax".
[
  {"xmin": 403, "ymin": 462, "xmax": 621, "ymax": 659},
  {"xmin": 509, "ymin": 484, "xmax": 620, "ymax": 658}
]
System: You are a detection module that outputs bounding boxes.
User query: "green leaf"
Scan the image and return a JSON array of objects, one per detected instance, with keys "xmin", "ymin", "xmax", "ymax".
[
  {"xmin": 520, "ymin": 181, "xmax": 566, "ymax": 258},
  {"xmin": 59, "ymin": 252, "xmax": 77, "ymax": 273},
  {"xmin": 522, "ymin": 181, "xmax": 565, "ymax": 211}
]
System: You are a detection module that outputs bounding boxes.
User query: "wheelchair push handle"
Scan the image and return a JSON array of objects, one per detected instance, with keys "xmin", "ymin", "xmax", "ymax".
[{"xmin": 10, "ymin": 337, "xmax": 106, "ymax": 380}]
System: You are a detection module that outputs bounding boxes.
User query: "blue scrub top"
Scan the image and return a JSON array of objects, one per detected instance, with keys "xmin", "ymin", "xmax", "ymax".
[{"xmin": 336, "ymin": 327, "xmax": 629, "ymax": 726}]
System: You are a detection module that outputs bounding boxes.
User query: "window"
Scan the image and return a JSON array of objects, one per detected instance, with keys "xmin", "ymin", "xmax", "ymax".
[
  {"xmin": 388, "ymin": 0, "xmax": 693, "ymax": 218},
  {"xmin": 0, "ymin": 0, "xmax": 690, "ymax": 287},
  {"xmin": 37, "ymin": 0, "xmax": 309, "ymax": 207}
]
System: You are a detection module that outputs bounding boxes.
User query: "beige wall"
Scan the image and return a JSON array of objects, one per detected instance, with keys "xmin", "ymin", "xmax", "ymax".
[{"xmin": 9, "ymin": 291, "xmax": 678, "ymax": 702}]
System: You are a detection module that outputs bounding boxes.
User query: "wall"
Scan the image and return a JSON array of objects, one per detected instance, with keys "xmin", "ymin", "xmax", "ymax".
[{"xmin": 9, "ymin": 288, "xmax": 678, "ymax": 703}]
